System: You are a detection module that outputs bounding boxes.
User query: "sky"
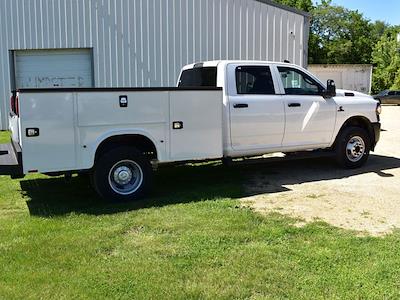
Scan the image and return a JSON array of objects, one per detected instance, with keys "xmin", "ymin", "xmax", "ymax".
[{"xmin": 318, "ymin": 0, "xmax": 400, "ymax": 25}]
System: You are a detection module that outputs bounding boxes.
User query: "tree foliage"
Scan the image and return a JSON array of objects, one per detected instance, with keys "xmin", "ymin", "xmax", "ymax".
[
  {"xmin": 273, "ymin": 0, "xmax": 398, "ymax": 93},
  {"xmin": 309, "ymin": 0, "xmax": 381, "ymax": 64},
  {"xmin": 371, "ymin": 27, "xmax": 400, "ymax": 93},
  {"xmin": 272, "ymin": 0, "xmax": 313, "ymax": 12}
]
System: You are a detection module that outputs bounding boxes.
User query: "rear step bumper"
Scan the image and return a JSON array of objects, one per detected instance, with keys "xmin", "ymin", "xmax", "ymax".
[{"xmin": 0, "ymin": 141, "xmax": 24, "ymax": 178}]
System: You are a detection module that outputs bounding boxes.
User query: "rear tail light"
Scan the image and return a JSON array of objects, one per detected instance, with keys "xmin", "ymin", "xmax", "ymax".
[
  {"xmin": 15, "ymin": 96, "xmax": 19, "ymax": 116},
  {"xmin": 10, "ymin": 94, "xmax": 19, "ymax": 116}
]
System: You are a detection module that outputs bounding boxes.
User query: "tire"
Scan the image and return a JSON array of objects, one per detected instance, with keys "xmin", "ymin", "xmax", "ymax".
[
  {"xmin": 91, "ymin": 146, "xmax": 153, "ymax": 202},
  {"xmin": 335, "ymin": 126, "xmax": 371, "ymax": 169}
]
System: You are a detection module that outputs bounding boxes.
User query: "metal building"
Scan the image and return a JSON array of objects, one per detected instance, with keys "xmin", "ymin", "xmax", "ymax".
[
  {"xmin": 308, "ymin": 64, "xmax": 373, "ymax": 94},
  {"xmin": 0, "ymin": 0, "xmax": 310, "ymax": 130}
]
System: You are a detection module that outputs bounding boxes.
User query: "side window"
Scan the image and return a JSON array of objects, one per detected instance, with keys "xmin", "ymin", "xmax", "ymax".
[
  {"xmin": 178, "ymin": 67, "xmax": 217, "ymax": 87},
  {"xmin": 278, "ymin": 66, "xmax": 323, "ymax": 95},
  {"xmin": 235, "ymin": 66, "xmax": 275, "ymax": 95},
  {"xmin": 388, "ymin": 91, "xmax": 396, "ymax": 96}
]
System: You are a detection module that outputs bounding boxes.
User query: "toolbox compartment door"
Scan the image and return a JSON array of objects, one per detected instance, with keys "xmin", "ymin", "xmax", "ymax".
[
  {"xmin": 19, "ymin": 92, "xmax": 76, "ymax": 173},
  {"xmin": 169, "ymin": 90, "xmax": 223, "ymax": 161}
]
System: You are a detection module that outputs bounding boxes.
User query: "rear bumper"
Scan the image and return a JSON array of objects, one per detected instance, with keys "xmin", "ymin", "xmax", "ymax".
[
  {"xmin": 0, "ymin": 140, "xmax": 24, "ymax": 178},
  {"xmin": 371, "ymin": 122, "xmax": 381, "ymax": 149}
]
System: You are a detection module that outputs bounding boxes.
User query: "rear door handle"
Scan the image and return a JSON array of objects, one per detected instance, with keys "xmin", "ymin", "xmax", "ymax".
[
  {"xmin": 233, "ymin": 103, "xmax": 248, "ymax": 108},
  {"xmin": 288, "ymin": 103, "xmax": 301, "ymax": 107}
]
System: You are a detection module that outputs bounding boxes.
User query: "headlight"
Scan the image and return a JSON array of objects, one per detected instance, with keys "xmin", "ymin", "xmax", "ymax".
[{"xmin": 376, "ymin": 103, "xmax": 382, "ymax": 115}]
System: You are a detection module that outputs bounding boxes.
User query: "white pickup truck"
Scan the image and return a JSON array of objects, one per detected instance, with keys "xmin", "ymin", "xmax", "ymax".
[{"xmin": 0, "ymin": 60, "xmax": 381, "ymax": 201}]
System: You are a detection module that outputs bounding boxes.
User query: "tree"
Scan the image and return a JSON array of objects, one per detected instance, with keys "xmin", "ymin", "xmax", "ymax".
[
  {"xmin": 371, "ymin": 27, "xmax": 400, "ymax": 93},
  {"xmin": 274, "ymin": 0, "xmax": 396, "ymax": 93},
  {"xmin": 274, "ymin": 0, "xmax": 383, "ymax": 65},
  {"xmin": 309, "ymin": 0, "xmax": 375, "ymax": 64},
  {"xmin": 272, "ymin": 0, "xmax": 313, "ymax": 12}
]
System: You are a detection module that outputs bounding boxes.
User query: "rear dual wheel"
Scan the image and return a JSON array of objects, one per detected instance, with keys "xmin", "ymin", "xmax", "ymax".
[{"xmin": 91, "ymin": 146, "xmax": 152, "ymax": 202}]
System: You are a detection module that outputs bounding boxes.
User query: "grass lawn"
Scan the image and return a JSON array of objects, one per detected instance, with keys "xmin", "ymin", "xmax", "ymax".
[
  {"xmin": 0, "ymin": 131, "xmax": 9, "ymax": 144},
  {"xmin": 1, "ymin": 130, "xmax": 400, "ymax": 299}
]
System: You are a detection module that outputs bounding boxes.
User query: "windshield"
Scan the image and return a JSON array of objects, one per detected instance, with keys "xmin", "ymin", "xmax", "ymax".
[
  {"xmin": 178, "ymin": 67, "xmax": 217, "ymax": 87},
  {"xmin": 378, "ymin": 90, "xmax": 389, "ymax": 96}
]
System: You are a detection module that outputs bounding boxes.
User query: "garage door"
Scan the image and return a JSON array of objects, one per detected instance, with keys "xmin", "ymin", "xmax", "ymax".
[{"xmin": 14, "ymin": 49, "xmax": 93, "ymax": 89}]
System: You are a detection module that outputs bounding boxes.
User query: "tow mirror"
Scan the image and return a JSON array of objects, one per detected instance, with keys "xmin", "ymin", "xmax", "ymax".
[{"xmin": 323, "ymin": 79, "xmax": 336, "ymax": 98}]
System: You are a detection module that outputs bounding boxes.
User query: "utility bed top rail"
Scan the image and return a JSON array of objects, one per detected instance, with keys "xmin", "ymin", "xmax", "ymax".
[{"xmin": 18, "ymin": 87, "xmax": 222, "ymax": 93}]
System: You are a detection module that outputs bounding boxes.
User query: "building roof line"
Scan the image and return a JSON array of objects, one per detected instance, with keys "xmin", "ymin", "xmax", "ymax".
[{"xmin": 255, "ymin": 0, "xmax": 311, "ymax": 18}]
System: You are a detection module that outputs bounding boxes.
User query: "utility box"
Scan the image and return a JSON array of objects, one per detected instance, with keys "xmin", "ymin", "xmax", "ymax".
[{"xmin": 308, "ymin": 64, "xmax": 373, "ymax": 94}]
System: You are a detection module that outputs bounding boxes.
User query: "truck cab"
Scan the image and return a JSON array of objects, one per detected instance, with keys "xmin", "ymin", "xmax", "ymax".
[{"xmin": 178, "ymin": 60, "xmax": 381, "ymax": 160}]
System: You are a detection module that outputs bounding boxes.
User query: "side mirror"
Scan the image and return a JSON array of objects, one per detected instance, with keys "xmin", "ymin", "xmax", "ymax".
[{"xmin": 323, "ymin": 79, "xmax": 336, "ymax": 98}]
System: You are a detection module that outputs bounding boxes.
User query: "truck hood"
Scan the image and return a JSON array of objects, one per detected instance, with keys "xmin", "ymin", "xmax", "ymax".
[
  {"xmin": 333, "ymin": 88, "xmax": 379, "ymax": 109},
  {"xmin": 335, "ymin": 89, "xmax": 371, "ymax": 98}
]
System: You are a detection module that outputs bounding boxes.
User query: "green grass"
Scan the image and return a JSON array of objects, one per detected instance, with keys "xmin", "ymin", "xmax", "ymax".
[
  {"xmin": 0, "ymin": 130, "xmax": 9, "ymax": 144},
  {"xmin": 1, "ymin": 131, "xmax": 400, "ymax": 299}
]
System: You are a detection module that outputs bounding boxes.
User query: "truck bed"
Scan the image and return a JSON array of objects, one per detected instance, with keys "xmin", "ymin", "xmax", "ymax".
[{"xmin": 16, "ymin": 87, "xmax": 223, "ymax": 174}]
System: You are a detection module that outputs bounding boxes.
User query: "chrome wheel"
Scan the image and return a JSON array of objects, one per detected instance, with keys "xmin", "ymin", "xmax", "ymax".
[
  {"xmin": 108, "ymin": 160, "xmax": 143, "ymax": 195},
  {"xmin": 346, "ymin": 136, "xmax": 365, "ymax": 162}
]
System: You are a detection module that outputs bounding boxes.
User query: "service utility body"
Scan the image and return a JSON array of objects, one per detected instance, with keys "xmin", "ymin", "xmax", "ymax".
[{"xmin": 0, "ymin": 61, "xmax": 381, "ymax": 201}]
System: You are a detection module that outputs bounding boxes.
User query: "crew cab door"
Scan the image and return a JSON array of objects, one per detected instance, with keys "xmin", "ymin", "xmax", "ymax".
[
  {"xmin": 276, "ymin": 66, "xmax": 336, "ymax": 148},
  {"xmin": 228, "ymin": 64, "xmax": 285, "ymax": 151}
]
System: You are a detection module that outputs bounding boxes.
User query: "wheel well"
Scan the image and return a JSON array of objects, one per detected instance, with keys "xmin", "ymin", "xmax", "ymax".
[
  {"xmin": 95, "ymin": 135, "xmax": 158, "ymax": 161},
  {"xmin": 334, "ymin": 116, "xmax": 376, "ymax": 150}
]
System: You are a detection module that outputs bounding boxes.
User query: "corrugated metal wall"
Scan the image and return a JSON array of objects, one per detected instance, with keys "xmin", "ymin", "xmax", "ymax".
[{"xmin": 0, "ymin": 0, "xmax": 309, "ymax": 129}]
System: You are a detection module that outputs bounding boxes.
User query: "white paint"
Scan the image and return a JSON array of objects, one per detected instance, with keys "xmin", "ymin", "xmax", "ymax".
[
  {"xmin": 169, "ymin": 91, "xmax": 223, "ymax": 161},
  {"xmin": 17, "ymin": 89, "xmax": 222, "ymax": 173},
  {"xmin": 19, "ymin": 92, "xmax": 76, "ymax": 172},
  {"xmin": 225, "ymin": 63, "xmax": 285, "ymax": 151},
  {"xmin": 281, "ymin": 95, "xmax": 336, "ymax": 147},
  {"xmin": 182, "ymin": 60, "xmax": 379, "ymax": 158}
]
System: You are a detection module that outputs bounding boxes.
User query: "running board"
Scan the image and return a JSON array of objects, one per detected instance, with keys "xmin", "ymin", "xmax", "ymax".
[{"xmin": 225, "ymin": 151, "xmax": 335, "ymax": 166}]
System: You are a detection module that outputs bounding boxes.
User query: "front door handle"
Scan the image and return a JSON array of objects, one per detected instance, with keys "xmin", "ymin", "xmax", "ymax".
[
  {"xmin": 233, "ymin": 103, "xmax": 249, "ymax": 108},
  {"xmin": 288, "ymin": 103, "xmax": 301, "ymax": 107}
]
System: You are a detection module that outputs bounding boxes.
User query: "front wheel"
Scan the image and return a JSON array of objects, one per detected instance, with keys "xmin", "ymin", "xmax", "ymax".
[
  {"xmin": 335, "ymin": 126, "xmax": 371, "ymax": 169},
  {"xmin": 91, "ymin": 146, "xmax": 153, "ymax": 202}
]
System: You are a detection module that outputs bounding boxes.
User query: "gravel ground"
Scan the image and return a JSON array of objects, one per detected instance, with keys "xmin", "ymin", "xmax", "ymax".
[{"xmin": 242, "ymin": 106, "xmax": 400, "ymax": 236}]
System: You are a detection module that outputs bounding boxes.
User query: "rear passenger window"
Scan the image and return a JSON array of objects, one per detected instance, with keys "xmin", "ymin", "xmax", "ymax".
[
  {"xmin": 178, "ymin": 67, "xmax": 217, "ymax": 87},
  {"xmin": 235, "ymin": 66, "xmax": 275, "ymax": 95}
]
